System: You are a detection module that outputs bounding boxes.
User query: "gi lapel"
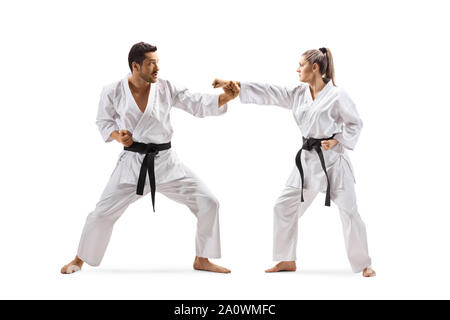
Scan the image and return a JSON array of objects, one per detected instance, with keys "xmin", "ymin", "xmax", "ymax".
[{"xmin": 132, "ymin": 81, "xmax": 158, "ymax": 142}]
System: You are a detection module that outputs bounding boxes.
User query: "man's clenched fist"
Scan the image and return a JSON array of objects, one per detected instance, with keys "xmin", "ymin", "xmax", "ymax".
[{"xmin": 110, "ymin": 130, "xmax": 133, "ymax": 147}]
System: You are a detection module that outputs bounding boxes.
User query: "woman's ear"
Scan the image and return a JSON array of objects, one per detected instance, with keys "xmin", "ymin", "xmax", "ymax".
[{"xmin": 312, "ymin": 62, "xmax": 319, "ymax": 73}]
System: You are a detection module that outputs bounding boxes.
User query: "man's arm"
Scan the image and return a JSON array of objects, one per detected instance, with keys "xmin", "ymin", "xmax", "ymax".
[
  {"xmin": 96, "ymin": 86, "xmax": 120, "ymax": 142},
  {"xmin": 167, "ymin": 79, "xmax": 231, "ymax": 118}
]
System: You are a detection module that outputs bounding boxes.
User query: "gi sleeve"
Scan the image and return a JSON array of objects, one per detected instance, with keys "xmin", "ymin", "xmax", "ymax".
[
  {"xmin": 95, "ymin": 86, "xmax": 120, "ymax": 142},
  {"xmin": 168, "ymin": 80, "xmax": 228, "ymax": 118},
  {"xmin": 239, "ymin": 82, "xmax": 300, "ymax": 109},
  {"xmin": 334, "ymin": 90, "xmax": 363, "ymax": 150}
]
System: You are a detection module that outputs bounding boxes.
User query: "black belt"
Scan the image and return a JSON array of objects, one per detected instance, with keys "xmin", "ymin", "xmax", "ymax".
[
  {"xmin": 124, "ymin": 141, "xmax": 172, "ymax": 212},
  {"xmin": 295, "ymin": 134, "xmax": 335, "ymax": 207}
]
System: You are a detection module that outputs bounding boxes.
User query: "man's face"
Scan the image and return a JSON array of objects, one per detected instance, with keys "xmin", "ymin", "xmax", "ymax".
[{"xmin": 134, "ymin": 52, "xmax": 159, "ymax": 83}]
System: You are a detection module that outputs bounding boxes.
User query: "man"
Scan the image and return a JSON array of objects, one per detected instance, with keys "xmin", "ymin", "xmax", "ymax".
[{"xmin": 61, "ymin": 42, "xmax": 239, "ymax": 274}]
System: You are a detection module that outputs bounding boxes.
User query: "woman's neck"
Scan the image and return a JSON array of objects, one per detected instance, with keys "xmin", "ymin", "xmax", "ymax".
[{"xmin": 308, "ymin": 76, "xmax": 326, "ymax": 100}]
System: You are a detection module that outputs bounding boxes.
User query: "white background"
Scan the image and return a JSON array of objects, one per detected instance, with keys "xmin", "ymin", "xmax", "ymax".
[{"xmin": 0, "ymin": 0, "xmax": 449, "ymax": 299}]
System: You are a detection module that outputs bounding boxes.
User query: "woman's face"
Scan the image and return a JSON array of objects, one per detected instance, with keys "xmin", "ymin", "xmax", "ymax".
[{"xmin": 297, "ymin": 55, "xmax": 314, "ymax": 83}]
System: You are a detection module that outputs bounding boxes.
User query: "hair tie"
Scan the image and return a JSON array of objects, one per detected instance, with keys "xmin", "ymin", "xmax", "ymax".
[{"xmin": 319, "ymin": 47, "xmax": 327, "ymax": 54}]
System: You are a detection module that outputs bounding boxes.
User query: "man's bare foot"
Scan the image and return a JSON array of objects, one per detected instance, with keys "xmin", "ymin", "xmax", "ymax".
[
  {"xmin": 193, "ymin": 257, "xmax": 231, "ymax": 273},
  {"xmin": 362, "ymin": 267, "xmax": 376, "ymax": 277},
  {"xmin": 265, "ymin": 261, "xmax": 297, "ymax": 273},
  {"xmin": 61, "ymin": 256, "xmax": 84, "ymax": 274}
]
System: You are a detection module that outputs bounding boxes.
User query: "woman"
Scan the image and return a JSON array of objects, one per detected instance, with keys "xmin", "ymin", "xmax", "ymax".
[{"xmin": 213, "ymin": 48, "xmax": 375, "ymax": 277}]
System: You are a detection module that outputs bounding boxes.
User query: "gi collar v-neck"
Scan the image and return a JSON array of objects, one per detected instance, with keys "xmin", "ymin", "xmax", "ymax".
[
  {"xmin": 307, "ymin": 79, "xmax": 333, "ymax": 103},
  {"xmin": 124, "ymin": 76, "xmax": 156, "ymax": 115}
]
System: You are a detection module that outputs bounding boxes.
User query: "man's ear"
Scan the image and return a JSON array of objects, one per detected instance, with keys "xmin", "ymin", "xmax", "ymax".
[{"xmin": 131, "ymin": 61, "xmax": 140, "ymax": 72}]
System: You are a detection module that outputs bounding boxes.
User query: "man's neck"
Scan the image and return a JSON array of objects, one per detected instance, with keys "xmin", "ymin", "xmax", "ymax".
[{"xmin": 128, "ymin": 74, "xmax": 150, "ymax": 92}]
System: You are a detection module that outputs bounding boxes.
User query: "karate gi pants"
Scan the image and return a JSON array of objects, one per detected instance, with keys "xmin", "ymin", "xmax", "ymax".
[
  {"xmin": 77, "ymin": 165, "xmax": 221, "ymax": 266},
  {"xmin": 273, "ymin": 182, "xmax": 372, "ymax": 273}
]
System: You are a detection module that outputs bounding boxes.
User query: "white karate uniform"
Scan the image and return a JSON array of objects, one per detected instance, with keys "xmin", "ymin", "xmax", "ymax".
[
  {"xmin": 77, "ymin": 77, "xmax": 227, "ymax": 266},
  {"xmin": 239, "ymin": 81, "xmax": 372, "ymax": 272}
]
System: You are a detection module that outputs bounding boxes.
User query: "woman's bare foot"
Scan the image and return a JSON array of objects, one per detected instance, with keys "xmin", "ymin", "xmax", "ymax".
[
  {"xmin": 193, "ymin": 257, "xmax": 231, "ymax": 273},
  {"xmin": 265, "ymin": 261, "xmax": 297, "ymax": 273},
  {"xmin": 362, "ymin": 267, "xmax": 376, "ymax": 277},
  {"xmin": 61, "ymin": 256, "xmax": 84, "ymax": 274}
]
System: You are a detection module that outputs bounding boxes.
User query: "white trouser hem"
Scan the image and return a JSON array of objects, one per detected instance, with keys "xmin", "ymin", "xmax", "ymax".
[
  {"xmin": 196, "ymin": 254, "xmax": 222, "ymax": 259},
  {"xmin": 273, "ymin": 256, "xmax": 297, "ymax": 262},
  {"xmin": 76, "ymin": 252, "xmax": 101, "ymax": 267},
  {"xmin": 352, "ymin": 264, "xmax": 372, "ymax": 273}
]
